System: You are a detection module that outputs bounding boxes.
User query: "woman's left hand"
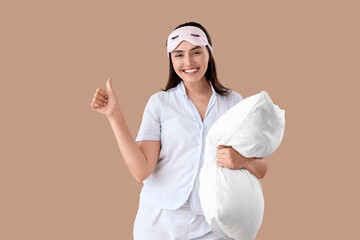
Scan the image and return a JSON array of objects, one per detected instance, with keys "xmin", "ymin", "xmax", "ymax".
[{"xmin": 216, "ymin": 145, "xmax": 253, "ymax": 170}]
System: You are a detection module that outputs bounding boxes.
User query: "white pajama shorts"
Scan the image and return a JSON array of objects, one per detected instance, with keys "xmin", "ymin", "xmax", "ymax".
[{"xmin": 133, "ymin": 198, "xmax": 224, "ymax": 240}]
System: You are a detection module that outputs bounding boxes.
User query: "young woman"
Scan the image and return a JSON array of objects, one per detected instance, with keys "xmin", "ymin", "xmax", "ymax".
[{"xmin": 91, "ymin": 22, "xmax": 268, "ymax": 240}]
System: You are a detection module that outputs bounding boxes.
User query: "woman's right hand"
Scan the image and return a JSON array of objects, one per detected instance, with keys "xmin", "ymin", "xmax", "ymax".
[{"xmin": 90, "ymin": 77, "xmax": 121, "ymax": 118}]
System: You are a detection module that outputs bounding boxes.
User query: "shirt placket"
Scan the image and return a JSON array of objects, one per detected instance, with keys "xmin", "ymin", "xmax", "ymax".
[{"xmin": 183, "ymin": 94, "xmax": 217, "ymax": 215}]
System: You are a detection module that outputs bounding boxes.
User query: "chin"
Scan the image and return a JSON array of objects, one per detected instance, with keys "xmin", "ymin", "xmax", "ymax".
[{"xmin": 182, "ymin": 77, "xmax": 203, "ymax": 83}]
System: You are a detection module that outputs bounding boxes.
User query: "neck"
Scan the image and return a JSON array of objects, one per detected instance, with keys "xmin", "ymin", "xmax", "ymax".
[{"xmin": 182, "ymin": 77, "xmax": 212, "ymax": 98}]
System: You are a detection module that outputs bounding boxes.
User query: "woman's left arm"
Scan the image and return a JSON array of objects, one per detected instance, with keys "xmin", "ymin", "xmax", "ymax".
[{"xmin": 216, "ymin": 145, "xmax": 268, "ymax": 179}]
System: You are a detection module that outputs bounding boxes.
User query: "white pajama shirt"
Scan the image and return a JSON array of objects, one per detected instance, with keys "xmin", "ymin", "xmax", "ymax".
[{"xmin": 134, "ymin": 80, "xmax": 243, "ymax": 239}]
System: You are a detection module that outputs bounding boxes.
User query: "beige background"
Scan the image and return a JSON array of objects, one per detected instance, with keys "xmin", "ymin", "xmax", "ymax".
[{"xmin": 1, "ymin": 0, "xmax": 359, "ymax": 239}]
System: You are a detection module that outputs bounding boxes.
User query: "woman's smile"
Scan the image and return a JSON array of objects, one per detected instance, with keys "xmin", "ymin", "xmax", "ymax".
[{"xmin": 183, "ymin": 67, "xmax": 200, "ymax": 75}]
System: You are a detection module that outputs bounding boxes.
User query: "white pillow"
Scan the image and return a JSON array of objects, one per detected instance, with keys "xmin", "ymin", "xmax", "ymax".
[{"xmin": 199, "ymin": 90, "xmax": 285, "ymax": 240}]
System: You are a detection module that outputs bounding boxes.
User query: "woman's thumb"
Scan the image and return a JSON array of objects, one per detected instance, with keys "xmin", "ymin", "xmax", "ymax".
[{"xmin": 106, "ymin": 77, "xmax": 112, "ymax": 91}]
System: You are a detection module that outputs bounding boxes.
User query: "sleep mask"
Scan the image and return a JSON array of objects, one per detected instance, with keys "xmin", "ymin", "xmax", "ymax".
[{"xmin": 166, "ymin": 26, "xmax": 213, "ymax": 56}]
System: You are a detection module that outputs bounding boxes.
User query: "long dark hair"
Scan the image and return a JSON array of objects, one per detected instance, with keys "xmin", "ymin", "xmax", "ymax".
[{"xmin": 161, "ymin": 21, "xmax": 232, "ymax": 96}]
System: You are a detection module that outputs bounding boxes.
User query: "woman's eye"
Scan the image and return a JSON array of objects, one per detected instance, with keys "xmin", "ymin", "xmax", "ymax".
[{"xmin": 174, "ymin": 52, "xmax": 200, "ymax": 57}]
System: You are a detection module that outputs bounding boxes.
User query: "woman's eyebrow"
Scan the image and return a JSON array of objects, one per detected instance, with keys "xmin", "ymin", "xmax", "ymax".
[{"xmin": 172, "ymin": 46, "xmax": 202, "ymax": 53}]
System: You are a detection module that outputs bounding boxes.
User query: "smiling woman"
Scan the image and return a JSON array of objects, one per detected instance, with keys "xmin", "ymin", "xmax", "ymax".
[
  {"xmin": 131, "ymin": 22, "xmax": 250, "ymax": 240},
  {"xmin": 91, "ymin": 21, "xmax": 262, "ymax": 240}
]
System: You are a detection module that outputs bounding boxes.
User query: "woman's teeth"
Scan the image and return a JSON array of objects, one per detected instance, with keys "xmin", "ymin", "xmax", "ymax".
[{"xmin": 183, "ymin": 68, "xmax": 199, "ymax": 73}]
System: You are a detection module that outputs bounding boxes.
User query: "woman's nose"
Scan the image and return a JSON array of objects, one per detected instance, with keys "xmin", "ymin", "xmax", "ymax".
[{"xmin": 184, "ymin": 54, "xmax": 194, "ymax": 66}]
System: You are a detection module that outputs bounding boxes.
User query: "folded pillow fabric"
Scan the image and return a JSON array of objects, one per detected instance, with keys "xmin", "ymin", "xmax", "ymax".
[{"xmin": 199, "ymin": 90, "xmax": 285, "ymax": 240}]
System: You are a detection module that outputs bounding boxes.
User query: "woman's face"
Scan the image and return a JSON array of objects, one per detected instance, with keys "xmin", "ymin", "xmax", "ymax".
[{"xmin": 170, "ymin": 40, "xmax": 210, "ymax": 84}]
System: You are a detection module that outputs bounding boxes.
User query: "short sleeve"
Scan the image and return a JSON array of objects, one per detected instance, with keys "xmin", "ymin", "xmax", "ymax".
[
  {"xmin": 236, "ymin": 93, "xmax": 243, "ymax": 103},
  {"xmin": 232, "ymin": 90, "xmax": 244, "ymax": 105},
  {"xmin": 135, "ymin": 95, "xmax": 161, "ymax": 143}
]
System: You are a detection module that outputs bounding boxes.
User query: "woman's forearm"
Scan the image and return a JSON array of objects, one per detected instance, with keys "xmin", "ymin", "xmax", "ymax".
[
  {"xmin": 107, "ymin": 109, "xmax": 148, "ymax": 182},
  {"xmin": 244, "ymin": 158, "xmax": 268, "ymax": 179}
]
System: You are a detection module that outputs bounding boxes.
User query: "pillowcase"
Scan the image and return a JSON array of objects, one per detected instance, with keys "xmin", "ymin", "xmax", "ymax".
[
  {"xmin": 207, "ymin": 90, "xmax": 285, "ymax": 159},
  {"xmin": 199, "ymin": 90, "xmax": 285, "ymax": 240}
]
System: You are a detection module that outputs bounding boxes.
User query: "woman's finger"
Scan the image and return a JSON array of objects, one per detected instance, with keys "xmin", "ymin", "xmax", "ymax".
[
  {"xmin": 216, "ymin": 151, "xmax": 225, "ymax": 160},
  {"xmin": 216, "ymin": 161, "xmax": 225, "ymax": 168},
  {"xmin": 95, "ymin": 88, "xmax": 108, "ymax": 99},
  {"xmin": 92, "ymin": 97, "xmax": 107, "ymax": 106},
  {"xmin": 94, "ymin": 92, "xmax": 108, "ymax": 102},
  {"xmin": 91, "ymin": 101, "xmax": 103, "ymax": 109}
]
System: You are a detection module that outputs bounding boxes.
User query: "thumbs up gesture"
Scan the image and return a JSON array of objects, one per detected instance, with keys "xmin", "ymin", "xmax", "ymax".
[{"xmin": 90, "ymin": 77, "xmax": 121, "ymax": 118}]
